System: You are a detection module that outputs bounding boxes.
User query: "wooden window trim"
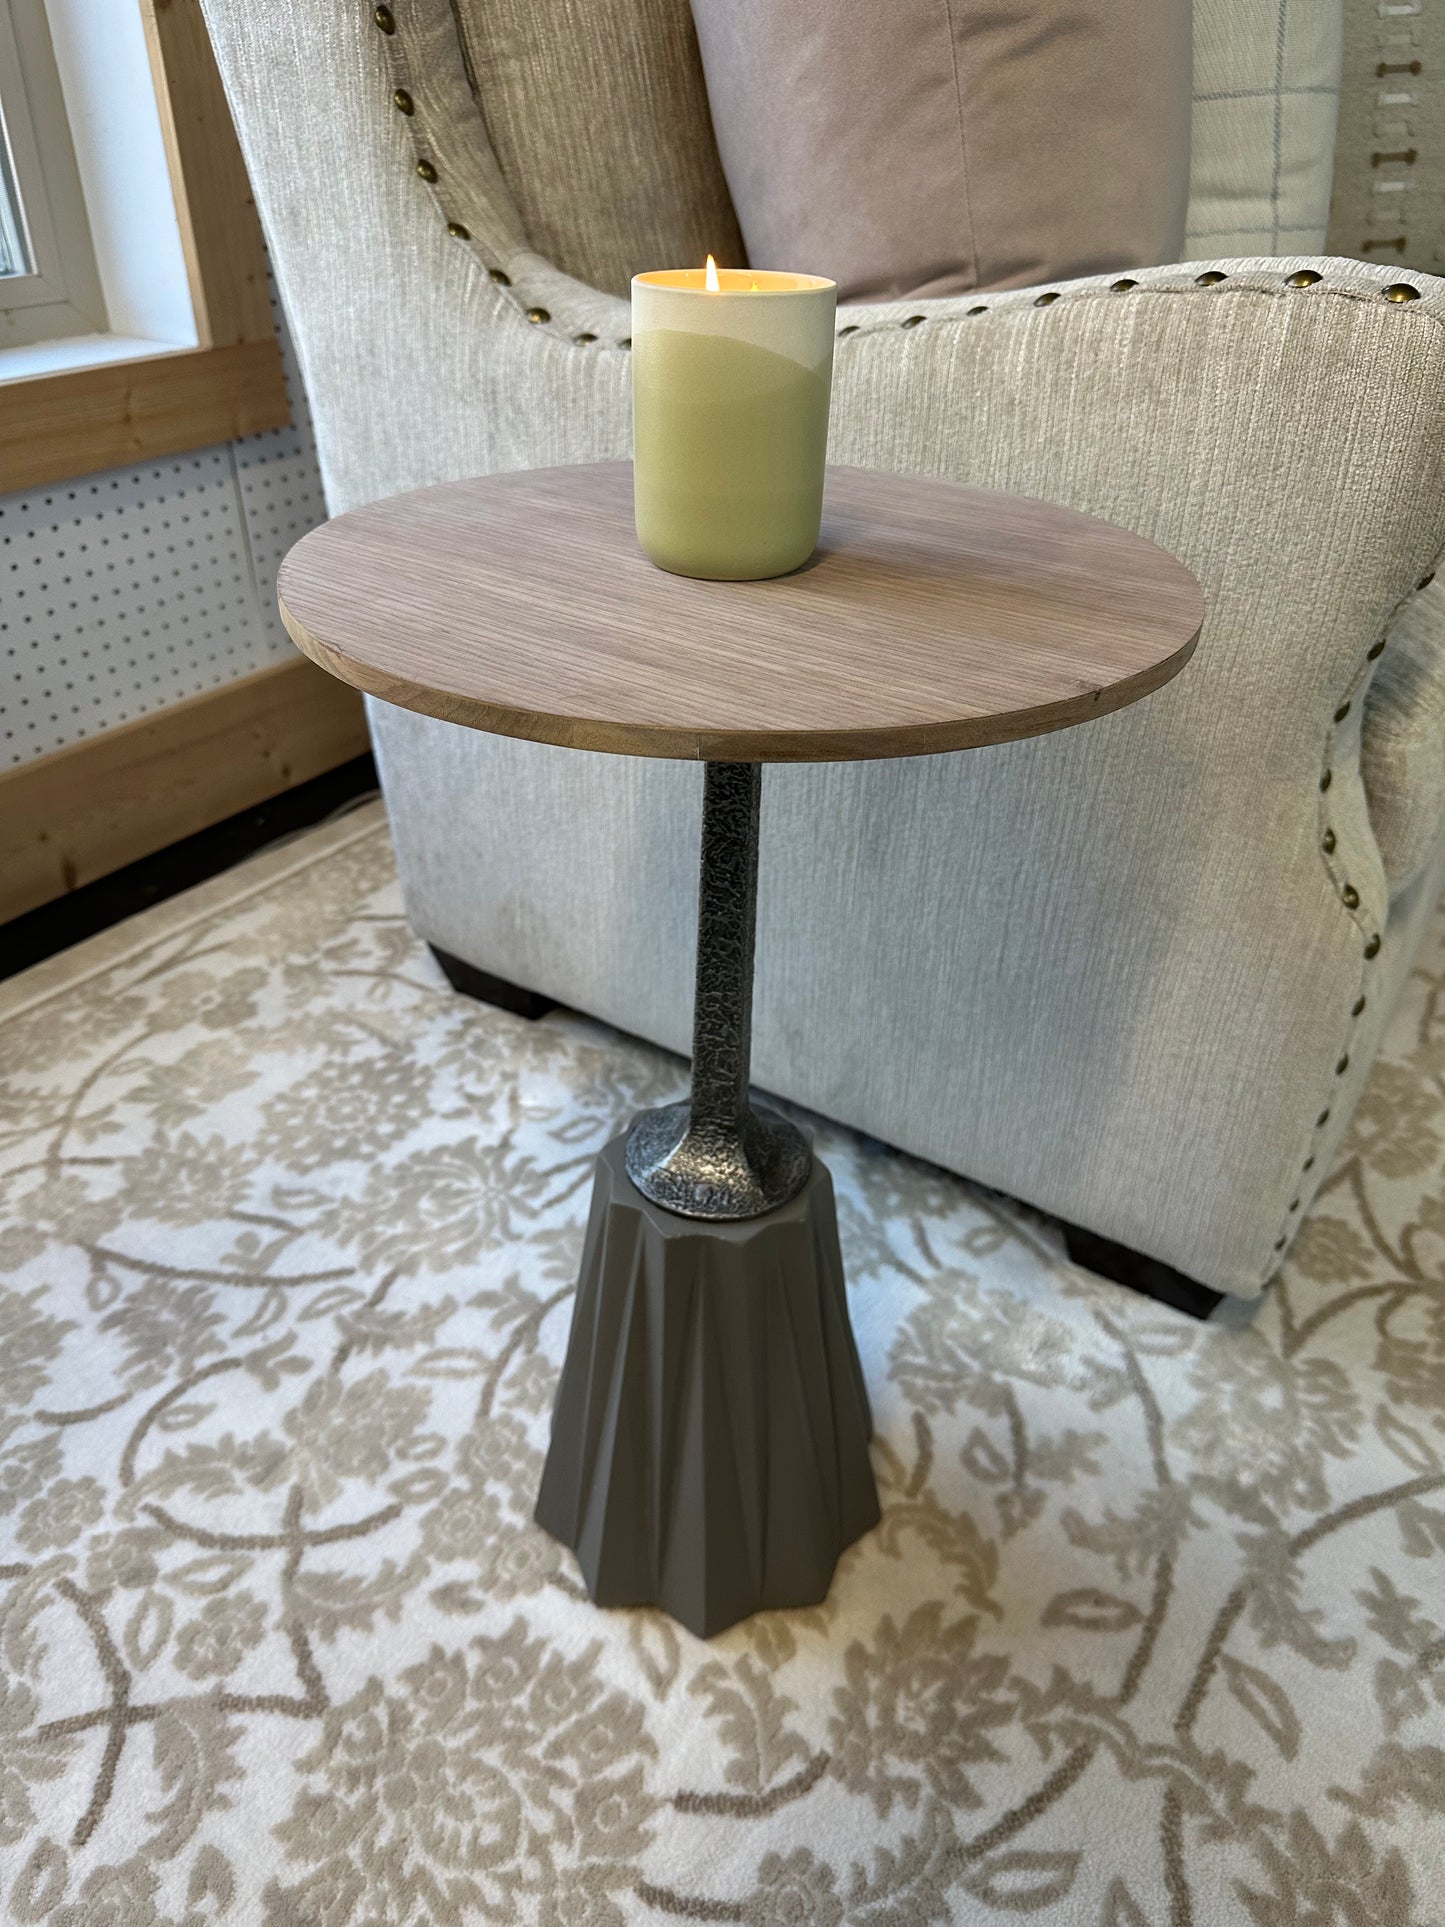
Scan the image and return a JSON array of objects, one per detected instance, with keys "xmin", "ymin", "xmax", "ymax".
[
  {"xmin": 0, "ymin": 0, "xmax": 289, "ymax": 495},
  {"xmin": 0, "ymin": 658, "xmax": 369, "ymax": 923}
]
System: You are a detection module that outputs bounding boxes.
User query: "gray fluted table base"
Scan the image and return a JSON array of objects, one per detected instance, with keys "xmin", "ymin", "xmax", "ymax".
[
  {"xmin": 534, "ymin": 1137, "xmax": 878, "ymax": 1638},
  {"xmin": 535, "ymin": 762, "xmax": 880, "ymax": 1636}
]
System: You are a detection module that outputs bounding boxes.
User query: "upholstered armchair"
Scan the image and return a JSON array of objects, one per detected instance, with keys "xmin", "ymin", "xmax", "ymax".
[{"xmin": 202, "ymin": 0, "xmax": 1445, "ymax": 1300}]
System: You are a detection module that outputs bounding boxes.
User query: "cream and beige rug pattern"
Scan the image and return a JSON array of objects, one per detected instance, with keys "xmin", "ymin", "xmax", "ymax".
[{"xmin": 1, "ymin": 803, "xmax": 1442, "ymax": 1926}]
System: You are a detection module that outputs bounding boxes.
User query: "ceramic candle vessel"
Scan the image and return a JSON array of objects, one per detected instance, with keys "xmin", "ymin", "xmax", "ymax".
[{"xmin": 632, "ymin": 265, "xmax": 836, "ymax": 580}]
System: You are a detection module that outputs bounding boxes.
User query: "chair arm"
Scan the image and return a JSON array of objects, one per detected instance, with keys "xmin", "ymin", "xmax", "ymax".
[{"xmin": 1362, "ymin": 579, "xmax": 1445, "ymax": 892}]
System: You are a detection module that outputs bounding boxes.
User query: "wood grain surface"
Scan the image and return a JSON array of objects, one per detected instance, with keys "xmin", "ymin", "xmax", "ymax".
[
  {"xmin": 277, "ymin": 463, "xmax": 1203, "ymax": 764},
  {"xmin": 0, "ymin": 658, "xmax": 368, "ymax": 922}
]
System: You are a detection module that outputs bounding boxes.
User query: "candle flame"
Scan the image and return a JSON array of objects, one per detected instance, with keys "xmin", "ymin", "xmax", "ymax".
[{"xmin": 705, "ymin": 254, "xmax": 720, "ymax": 293}]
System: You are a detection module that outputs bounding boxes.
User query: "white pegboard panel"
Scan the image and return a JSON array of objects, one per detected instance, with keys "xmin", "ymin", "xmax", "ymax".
[
  {"xmin": 1, "ymin": 284, "xmax": 328, "ymax": 769},
  {"xmin": 231, "ymin": 283, "xmax": 329, "ymax": 651}
]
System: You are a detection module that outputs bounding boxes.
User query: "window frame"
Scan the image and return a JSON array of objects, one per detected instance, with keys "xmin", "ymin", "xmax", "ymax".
[
  {"xmin": 0, "ymin": 0, "xmax": 107, "ymax": 344},
  {"xmin": 0, "ymin": 0, "xmax": 288, "ymax": 494}
]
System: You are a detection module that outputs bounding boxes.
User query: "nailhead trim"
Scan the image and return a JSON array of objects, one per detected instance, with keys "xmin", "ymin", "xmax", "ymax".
[
  {"xmin": 374, "ymin": 16, "xmax": 1444, "ymax": 367},
  {"xmin": 488, "ymin": 267, "xmax": 510, "ymax": 285},
  {"xmin": 1271, "ymin": 545, "xmax": 1426, "ymax": 1280}
]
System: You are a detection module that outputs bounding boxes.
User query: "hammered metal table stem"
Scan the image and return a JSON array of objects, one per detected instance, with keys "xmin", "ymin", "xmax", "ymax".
[{"xmin": 625, "ymin": 762, "xmax": 811, "ymax": 1219}]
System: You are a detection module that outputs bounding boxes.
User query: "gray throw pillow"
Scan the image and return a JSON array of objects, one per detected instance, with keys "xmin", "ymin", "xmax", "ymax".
[{"xmin": 688, "ymin": 0, "xmax": 1193, "ymax": 300}]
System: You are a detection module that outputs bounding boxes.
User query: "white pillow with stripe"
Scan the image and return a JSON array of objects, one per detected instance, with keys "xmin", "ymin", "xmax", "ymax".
[{"xmin": 1184, "ymin": 0, "xmax": 1344, "ymax": 258}]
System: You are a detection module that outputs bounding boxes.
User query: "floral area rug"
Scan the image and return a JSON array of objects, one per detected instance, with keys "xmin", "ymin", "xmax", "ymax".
[{"xmin": 2, "ymin": 801, "xmax": 1443, "ymax": 1927}]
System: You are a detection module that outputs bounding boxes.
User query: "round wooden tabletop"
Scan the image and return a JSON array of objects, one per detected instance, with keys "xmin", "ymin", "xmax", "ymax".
[{"xmin": 277, "ymin": 462, "xmax": 1202, "ymax": 764}]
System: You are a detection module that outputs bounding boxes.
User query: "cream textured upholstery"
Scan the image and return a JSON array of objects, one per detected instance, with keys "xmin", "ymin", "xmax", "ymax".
[{"xmin": 199, "ymin": 0, "xmax": 1445, "ymax": 1298}]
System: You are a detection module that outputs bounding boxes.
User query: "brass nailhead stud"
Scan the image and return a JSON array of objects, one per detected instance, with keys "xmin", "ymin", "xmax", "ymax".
[
  {"xmin": 967, "ymin": 305, "xmax": 988, "ymax": 316},
  {"xmin": 1302, "ymin": 1156, "xmax": 1315, "ymax": 1172},
  {"xmin": 1110, "ymin": 279, "xmax": 1137, "ymax": 292},
  {"xmin": 837, "ymin": 324, "xmax": 858, "ymax": 336},
  {"xmin": 1316, "ymin": 1108, "xmax": 1331, "ymax": 1128},
  {"xmin": 1420, "ymin": 572, "xmax": 1436, "ymax": 590},
  {"xmin": 446, "ymin": 222, "xmax": 469, "ymax": 239},
  {"xmin": 901, "ymin": 314, "xmax": 925, "ymax": 328},
  {"xmin": 1195, "ymin": 270, "xmax": 1227, "ymax": 286},
  {"xmin": 1319, "ymin": 769, "xmax": 1332, "ymax": 792},
  {"xmin": 1322, "ymin": 829, "xmax": 1336, "ymax": 854},
  {"xmin": 393, "ymin": 88, "xmax": 414, "ymax": 114},
  {"xmin": 1333, "ymin": 701, "xmax": 1351, "ymax": 722},
  {"xmin": 1286, "ymin": 269, "xmax": 1322, "ymax": 287},
  {"xmin": 1335, "ymin": 1053, "xmax": 1350, "ymax": 1076},
  {"xmin": 488, "ymin": 268, "xmax": 511, "ymax": 285},
  {"xmin": 525, "ymin": 307, "xmax": 550, "ymax": 325},
  {"xmin": 1342, "ymin": 884, "xmax": 1360, "ymax": 909},
  {"xmin": 1364, "ymin": 934, "xmax": 1381, "ymax": 959},
  {"xmin": 415, "ymin": 159, "xmax": 437, "ymax": 182},
  {"xmin": 573, "ymin": 332, "xmax": 596, "ymax": 344},
  {"xmin": 374, "ymin": 4, "xmax": 395, "ymax": 31},
  {"xmin": 1274, "ymin": 1236, "xmax": 1287, "ymax": 1251},
  {"xmin": 1366, "ymin": 637, "xmax": 1385, "ymax": 660},
  {"xmin": 1383, "ymin": 282, "xmax": 1420, "ymax": 302},
  {"xmin": 619, "ymin": 338, "xmax": 632, "ymax": 349},
  {"xmin": 1289, "ymin": 1197, "xmax": 1301, "ymax": 1212},
  {"xmin": 1034, "ymin": 291, "xmax": 1060, "ymax": 306},
  {"xmin": 1352, "ymin": 995, "xmax": 1366, "ymax": 1016}
]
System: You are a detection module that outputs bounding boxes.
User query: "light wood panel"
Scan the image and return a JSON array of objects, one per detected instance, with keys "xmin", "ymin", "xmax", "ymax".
[
  {"xmin": 0, "ymin": 339, "xmax": 285, "ymax": 495},
  {"xmin": 0, "ymin": 0, "xmax": 288, "ymax": 494},
  {"xmin": 140, "ymin": 0, "xmax": 275, "ymax": 348},
  {"xmin": 278, "ymin": 463, "xmax": 1203, "ymax": 764},
  {"xmin": 0, "ymin": 658, "xmax": 369, "ymax": 923}
]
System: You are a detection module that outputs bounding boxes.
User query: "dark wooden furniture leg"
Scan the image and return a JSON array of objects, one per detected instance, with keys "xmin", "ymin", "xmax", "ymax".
[
  {"xmin": 1062, "ymin": 1222, "xmax": 1225, "ymax": 1320},
  {"xmin": 428, "ymin": 944, "xmax": 557, "ymax": 1020}
]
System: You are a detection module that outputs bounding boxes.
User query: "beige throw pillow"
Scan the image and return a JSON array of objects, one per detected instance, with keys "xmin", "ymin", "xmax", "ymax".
[{"xmin": 688, "ymin": 0, "xmax": 1193, "ymax": 300}]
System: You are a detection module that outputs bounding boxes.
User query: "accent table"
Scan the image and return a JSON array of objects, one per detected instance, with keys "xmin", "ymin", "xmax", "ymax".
[{"xmin": 277, "ymin": 461, "xmax": 1203, "ymax": 1638}]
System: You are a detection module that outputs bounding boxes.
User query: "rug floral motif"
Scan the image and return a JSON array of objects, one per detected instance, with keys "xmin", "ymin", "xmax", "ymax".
[{"xmin": 1, "ymin": 804, "xmax": 1442, "ymax": 1926}]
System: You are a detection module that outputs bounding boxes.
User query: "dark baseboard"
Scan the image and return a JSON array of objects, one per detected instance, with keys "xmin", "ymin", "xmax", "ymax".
[
  {"xmin": 1062, "ymin": 1222, "xmax": 1225, "ymax": 1320},
  {"xmin": 428, "ymin": 944, "xmax": 558, "ymax": 1020},
  {"xmin": 0, "ymin": 754, "xmax": 379, "ymax": 984}
]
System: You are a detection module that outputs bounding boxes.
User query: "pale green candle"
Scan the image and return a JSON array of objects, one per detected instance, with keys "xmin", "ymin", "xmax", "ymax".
[{"xmin": 632, "ymin": 265, "xmax": 836, "ymax": 581}]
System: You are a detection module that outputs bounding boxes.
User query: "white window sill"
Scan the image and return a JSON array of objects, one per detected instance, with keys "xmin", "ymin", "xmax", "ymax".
[{"xmin": 0, "ymin": 331, "xmax": 194, "ymax": 384}]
